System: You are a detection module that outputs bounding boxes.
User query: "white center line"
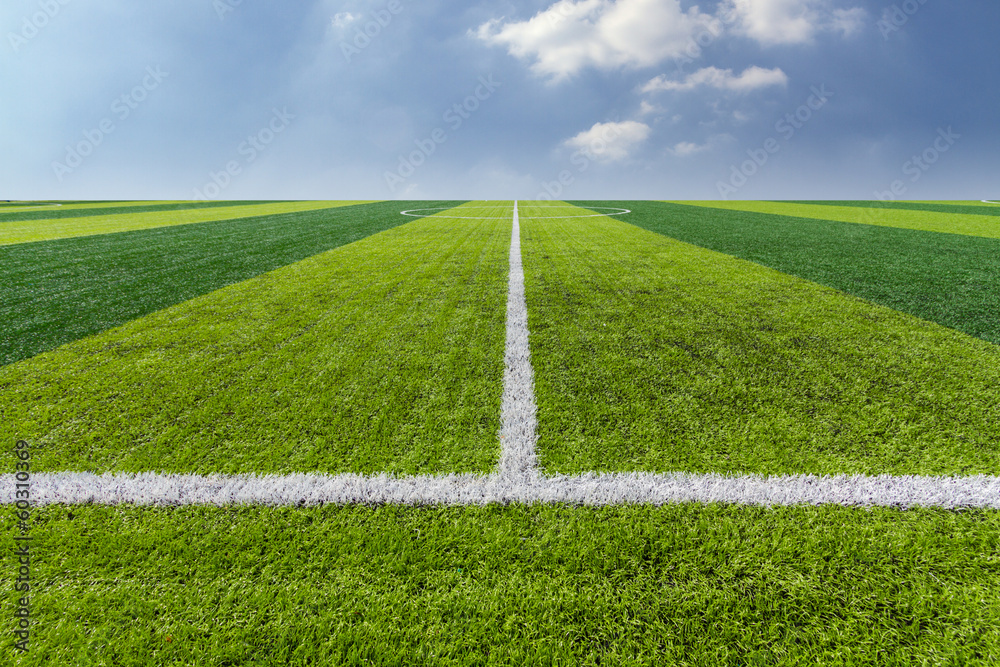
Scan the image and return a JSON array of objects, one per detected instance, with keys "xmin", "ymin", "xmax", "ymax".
[{"xmin": 497, "ymin": 201, "xmax": 540, "ymax": 481}]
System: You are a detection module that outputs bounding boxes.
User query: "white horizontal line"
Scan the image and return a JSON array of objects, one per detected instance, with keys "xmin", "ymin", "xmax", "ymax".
[{"xmin": 4, "ymin": 471, "xmax": 999, "ymax": 508}]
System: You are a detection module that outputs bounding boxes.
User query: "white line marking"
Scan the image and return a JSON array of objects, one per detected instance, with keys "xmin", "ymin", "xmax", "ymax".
[
  {"xmin": 981, "ymin": 200, "xmax": 1000, "ymax": 204},
  {"xmin": 6, "ymin": 200, "xmax": 1000, "ymax": 509},
  {"xmin": 4, "ymin": 471, "xmax": 999, "ymax": 508},
  {"xmin": 497, "ymin": 200, "xmax": 539, "ymax": 481},
  {"xmin": 401, "ymin": 206, "xmax": 630, "ymax": 219}
]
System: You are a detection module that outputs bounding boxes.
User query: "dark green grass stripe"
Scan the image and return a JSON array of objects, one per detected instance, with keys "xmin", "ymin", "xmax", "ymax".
[
  {"xmin": 0, "ymin": 200, "xmax": 121, "ymax": 207},
  {"xmin": 4, "ymin": 504, "xmax": 998, "ymax": 665},
  {"xmin": 573, "ymin": 201, "xmax": 1000, "ymax": 345},
  {"xmin": 0, "ymin": 200, "xmax": 465, "ymax": 366},
  {"xmin": 0, "ymin": 199, "xmax": 294, "ymax": 223},
  {"xmin": 775, "ymin": 200, "xmax": 1000, "ymax": 217}
]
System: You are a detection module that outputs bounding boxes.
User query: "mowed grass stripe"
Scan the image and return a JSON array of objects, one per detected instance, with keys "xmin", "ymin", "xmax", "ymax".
[
  {"xmin": 521, "ymin": 203, "xmax": 1000, "ymax": 477},
  {"xmin": 0, "ymin": 202, "xmax": 510, "ymax": 476},
  {"xmin": 0, "ymin": 199, "xmax": 255, "ymax": 221},
  {"xmin": 580, "ymin": 200, "xmax": 1000, "ymax": 344},
  {"xmin": 0, "ymin": 200, "xmax": 374, "ymax": 245},
  {"xmin": 0, "ymin": 200, "xmax": 163, "ymax": 213},
  {"xmin": 2, "ymin": 504, "xmax": 997, "ymax": 665},
  {"xmin": 776, "ymin": 200, "xmax": 1000, "ymax": 218},
  {"xmin": 673, "ymin": 200, "xmax": 1000, "ymax": 238},
  {"xmin": 0, "ymin": 200, "xmax": 461, "ymax": 366}
]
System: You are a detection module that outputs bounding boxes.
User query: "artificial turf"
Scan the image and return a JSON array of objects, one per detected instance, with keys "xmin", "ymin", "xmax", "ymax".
[
  {"xmin": 0, "ymin": 200, "xmax": 131, "ymax": 211},
  {"xmin": 0, "ymin": 202, "xmax": 510, "ymax": 476},
  {"xmin": 671, "ymin": 200, "xmax": 1000, "ymax": 238},
  {"xmin": 520, "ymin": 202, "xmax": 1000, "ymax": 476},
  {"xmin": 574, "ymin": 200, "xmax": 1000, "ymax": 344},
  {"xmin": 0, "ymin": 200, "xmax": 294, "ymax": 224},
  {"xmin": 3, "ymin": 503, "xmax": 997, "ymax": 666},
  {"xmin": 776, "ymin": 200, "xmax": 1000, "ymax": 217},
  {"xmin": 0, "ymin": 200, "xmax": 462, "ymax": 366},
  {"xmin": 6, "ymin": 199, "xmax": 1000, "ymax": 666},
  {"xmin": 0, "ymin": 201, "xmax": 374, "ymax": 245}
]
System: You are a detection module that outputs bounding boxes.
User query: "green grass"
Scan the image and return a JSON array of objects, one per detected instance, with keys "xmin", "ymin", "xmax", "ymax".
[
  {"xmin": 672, "ymin": 200, "xmax": 1000, "ymax": 238},
  {"xmin": 0, "ymin": 200, "xmax": 145, "ymax": 211},
  {"xmin": 520, "ymin": 202, "xmax": 1000, "ymax": 476},
  {"xmin": 0, "ymin": 202, "xmax": 510, "ymax": 475},
  {"xmin": 575, "ymin": 200, "xmax": 1000, "ymax": 344},
  {"xmin": 4, "ymin": 503, "xmax": 998, "ymax": 666},
  {"xmin": 904, "ymin": 200, "xmax": 1000, "ymax": 205},
  {"xmin": 0, "ymin": 200, "xmax": 285, "ymax": 223},
  {"xmin": 0, "ymin": 201, "xmax": 374, "ymax": 245},
  {"xmin": 6, "ymin": 200, "xmax": 1000, "ymax": 665},
  {"xmin": 0, "ymin": 200, "xmax": 460, "ymax": 366},
  {"xmin": 775, "ymin": 200, "xmax": 1000, "ymax": 218}
]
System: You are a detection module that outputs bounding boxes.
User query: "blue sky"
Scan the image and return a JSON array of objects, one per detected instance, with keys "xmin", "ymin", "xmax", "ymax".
[{"xmin": 1, "ymin": 0, "xmax": 996, "ymax": 200}]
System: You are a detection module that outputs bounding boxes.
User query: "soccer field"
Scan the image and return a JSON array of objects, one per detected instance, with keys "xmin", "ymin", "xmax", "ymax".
[{"xmin": 3, "ymin": 200, "xmax": 999, "ymax": 665}]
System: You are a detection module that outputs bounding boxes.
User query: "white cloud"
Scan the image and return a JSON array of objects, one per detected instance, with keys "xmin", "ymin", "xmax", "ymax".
[
  {"xmin": 721, "ymin": 0, "xmax": 866, "ymax": 45},
  {"xmin": 830, "ymin": 7, "xmax": 866, "ymax": 36},
  {"xmin": 724, "ymin": 0, "xmax": 816, "ymax": 44},
  {"xmin": 475, "ymin": 0, "xmax": 865, "ymax": 80},
  {"xmin": 638, "ymin": 100, "xmax": 664, "ymax": 116},
  {"xmin": 563, "ymin": 120, "xmax": 651, "ymax": 162},
  {"xmin": 475, "ymin": 0, "xmax": 719, "ymax": 80},
  {"xmin": 642, "ymin": 66, "xmax": 788, "ymax": 93},
  {"xmin": 332, "ymin": 12, "xmax": 357, "ymax": 28},
  {"xmin": 670, "ymin": 141, "xmax": 709, "ymax": 157},
  {"xmin": 667, "ymin": 133, "xmax": 734, "ymax": 157}
]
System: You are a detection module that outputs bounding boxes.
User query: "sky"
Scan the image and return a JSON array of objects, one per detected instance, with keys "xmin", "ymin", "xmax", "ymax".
[{"xmin": 1, "ymin": 0, "xmax": 997, "ymax": 200}]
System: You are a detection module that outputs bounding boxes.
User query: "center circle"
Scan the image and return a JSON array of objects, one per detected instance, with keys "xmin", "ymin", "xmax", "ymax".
[{"xmin": 400, "ymin": 206, "xmax": 630, "ymax": 219}]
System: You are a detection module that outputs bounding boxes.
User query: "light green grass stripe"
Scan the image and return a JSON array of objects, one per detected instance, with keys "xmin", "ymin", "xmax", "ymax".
[
  {"xmin": 878, "ymin": 201, "xmax": 999, "ymax": 207},
  {"xmin": 520, "ymin": 202, "xmax": 1000, "ymax": 477},
  {"xmin": 3, "ymin": 504, "xmax": 997, "ymax": 665},
  {"xmin": 672, "ymin": 200, "xmax": 1000, "ymax": 238},
  {"xmin": 0, "ymin": 201, "xmax": 375, "ymax": 245},
  {"xmin": 0, "ymin": 202, "xmax": 511, "ymax": 476},
  {"xmin": 0, "ymin": 200, "xmax": 166, "ymax": 213}
]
